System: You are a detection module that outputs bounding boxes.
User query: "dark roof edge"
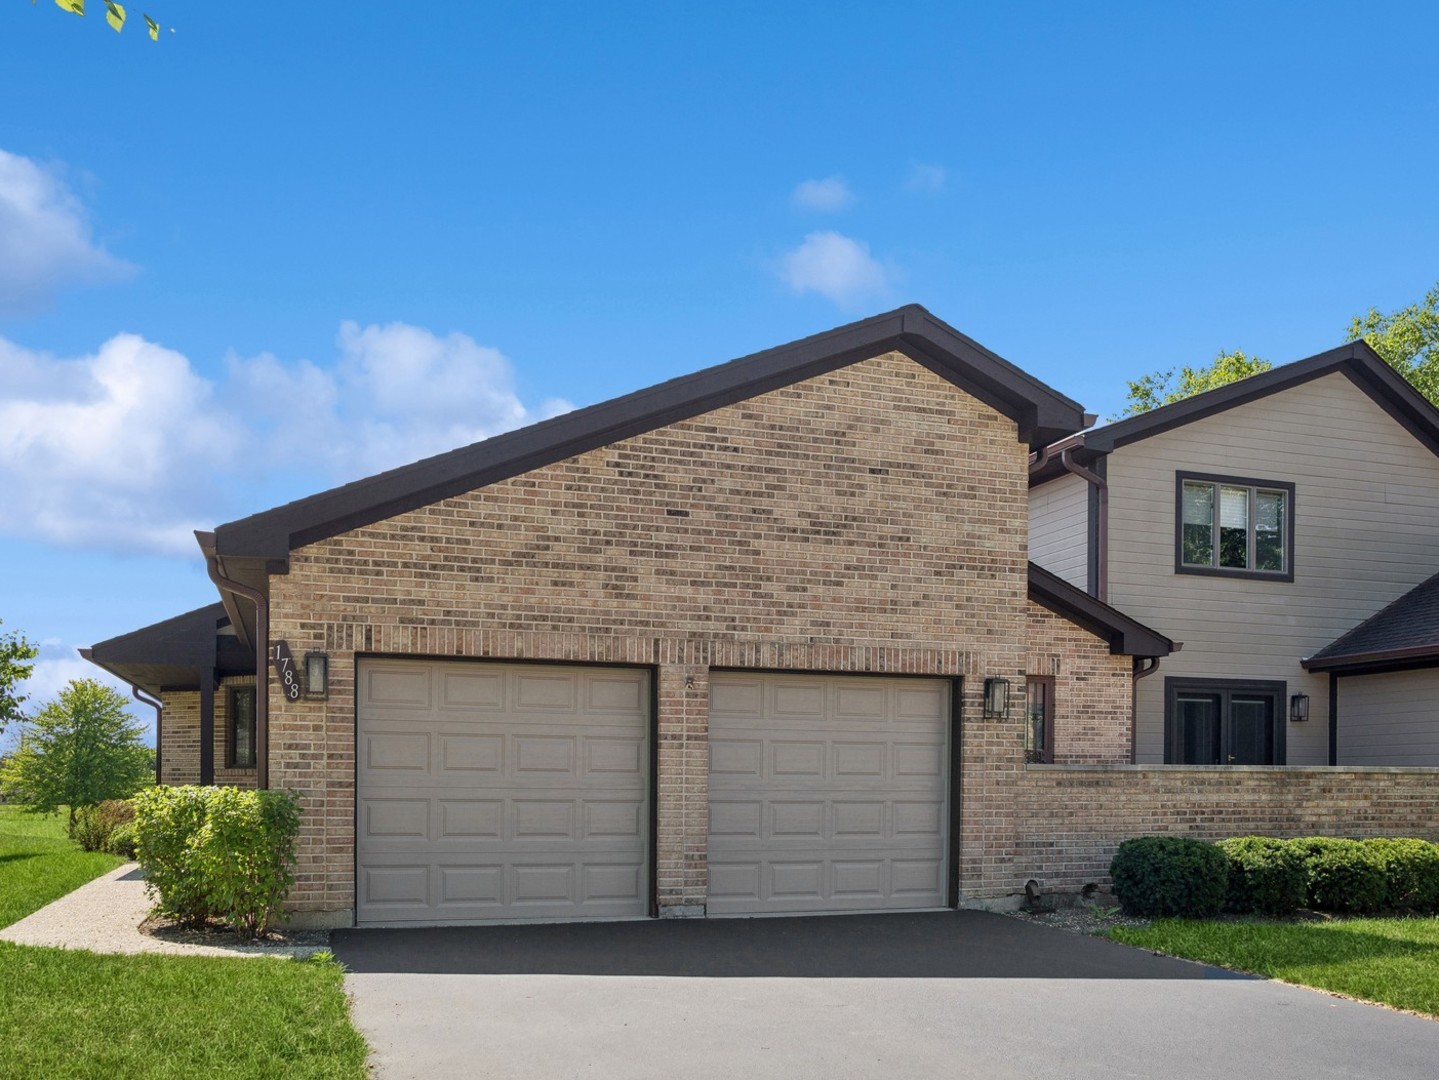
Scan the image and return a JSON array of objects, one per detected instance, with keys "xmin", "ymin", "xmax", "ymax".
[
  {"xmin": 1302, "ymin": 643, "xmax": 1439, "ymax": 675},
  {"xmin": 1078, "ymin": 341, "xmax": 1439, "ymax": 457},
  {"xmin": 1027, "ymin": 562, "xmax": 1176, "ymax": 658},
  {"xmin": 214, "ymin": 305, "xmax": 1088, "ymax": 559}
]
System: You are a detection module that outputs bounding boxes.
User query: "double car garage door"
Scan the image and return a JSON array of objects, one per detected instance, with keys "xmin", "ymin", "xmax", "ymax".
[{"xmin": 356, "ymin": 660, "xmax": 949, "ymax": 924}]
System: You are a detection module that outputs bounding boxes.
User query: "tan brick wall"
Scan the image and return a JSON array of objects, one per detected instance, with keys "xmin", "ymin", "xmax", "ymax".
[
  {"xmin": 1016, "ymin": 765, "xmax": 1439, "ymax": 894},
  {"xmin": 1025, "ymin": 602, "xmax": 1133, "ymax": 764},
  {"xmin": 266, "ymin": 352, "xmax": 1033, "ymax": 917},
  {"xmin": 158, "ymin": 676, "xmax": 258, "ymax": 788}
]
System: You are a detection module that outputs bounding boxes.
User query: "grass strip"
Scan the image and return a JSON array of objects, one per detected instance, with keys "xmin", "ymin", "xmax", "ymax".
[
  {"xmin": 1111, "ymin": 916, "xmax": 1439, "ymax": 1016},
  {"xmin": 0, "ymin": 942, "xmax": 368, "ymax": 1079},
  {"xmin": 0, "ymin": 804, "xmax": 122, "ymax": 928}
]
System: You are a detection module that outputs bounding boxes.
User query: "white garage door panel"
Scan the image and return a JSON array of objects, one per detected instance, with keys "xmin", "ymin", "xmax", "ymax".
[
  {"xmin": 708, "ymin": 673, "xmax": 949, "ymax": 915},
  {"xmin": 357, "ymin": 660, "xmax": 649, "ymax": 924}
]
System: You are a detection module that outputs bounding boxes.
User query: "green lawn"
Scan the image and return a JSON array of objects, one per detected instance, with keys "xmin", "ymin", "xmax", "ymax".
[
  {"xmin": 0, "ymin": 803, "xmax": 123, "ymax": 928},
  {"xmin": 0, "ymin": 803, "xmax": 369, "ymax": 1079},
  {"xmin": 1111, "ymin": 916, "xmax": 1439, "ymax": 1017}
]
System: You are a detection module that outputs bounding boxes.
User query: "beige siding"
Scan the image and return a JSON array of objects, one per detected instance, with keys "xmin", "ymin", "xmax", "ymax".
[
  {"xmin": 1028, "ymin": 473, "xmax": 1089, "ymax": 589},
  {"xmin": 1104, "ymin": 372, "xmax": 1439, "ymax": 765},
  {"xmin": 1338, "ymin": 670, "xmax": 1439, "ymax": 766}
]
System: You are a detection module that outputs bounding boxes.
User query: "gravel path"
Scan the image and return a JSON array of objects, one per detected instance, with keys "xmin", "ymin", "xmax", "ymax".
[{"xmin": 0, "ymin": 863, "xmax": 325, "ymax": 959}]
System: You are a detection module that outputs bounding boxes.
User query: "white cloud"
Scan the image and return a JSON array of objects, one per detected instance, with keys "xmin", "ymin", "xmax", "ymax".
[
  {"xmin": 904, "ymin": 162, "xmax": 947, "ymax": 196},
  {"xmin": 0, "ymin": 322, "xmax": 574, "ymax": 558},
  {"xmin": 0, "ymin": 149, "xmax": 133, "ymax": 314},
  {"xmin": 791, "ymin": 176, "xmax": 855, "ymax": 213},
  {"xmin": 778, "ymin": 231, "xmax": 892, "ymax": 307}
]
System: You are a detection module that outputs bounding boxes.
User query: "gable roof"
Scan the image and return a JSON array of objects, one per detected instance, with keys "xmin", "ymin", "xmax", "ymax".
[
  {"xmin": 1303, "ymin": 571, "xmax": 1439, "ymax": 675},
  {"xmin": 1027, "ymin": 563, "xmax": 1176, "ymax": 658},
  {"xmin": 1030, "ymin": 340, "xmax": 1439, "ymax": 486},
  {"xmin": 213, "ymin": 305, "xmax": 1088, "ymax": 561},
  {"xmin": 81, "ymin": 603, "xmax": 254, "ymax": 696}
]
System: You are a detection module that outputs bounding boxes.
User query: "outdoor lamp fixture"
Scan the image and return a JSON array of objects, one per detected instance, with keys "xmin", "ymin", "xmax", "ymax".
[
  {"xmin": 304, "ymin": 652, "xmax": 329, "ymax": 699},
  {"xmin": 1289, "ymin": 693, "xmax": 1310, "ymax": 723},
  {"xmin": 983, "ymin": 677, "xmax": 1010, "ymax": 719}
]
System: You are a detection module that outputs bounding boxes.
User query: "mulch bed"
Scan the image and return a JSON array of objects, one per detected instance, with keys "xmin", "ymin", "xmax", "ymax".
[{"xmin": 139, "ymin": 913, "xmax": 331, "ymax": 949}]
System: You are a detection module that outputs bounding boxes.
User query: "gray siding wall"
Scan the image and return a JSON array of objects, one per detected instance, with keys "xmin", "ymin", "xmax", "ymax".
[
  {"xmin": 1028, "ymin": 472, "xmax": 1089, "ymax": 589},
  {"xmin": 1338, "ymin": 670, "xmax": 1439, "ymax": 766},
  {"xmin": 1103, "ymin": 372, "xmax": 1439, "ymax": 765}
]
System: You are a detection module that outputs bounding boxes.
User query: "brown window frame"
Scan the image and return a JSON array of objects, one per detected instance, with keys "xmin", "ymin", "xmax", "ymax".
[
  {"xmin": 1174, "ymin": 471, "xmax": 1296, "ymax": 582},
  {"xmin": 227, "ymin": 685, "xmax": 257, "ymax": 770},
  {"xmin": 1025, "ymin": 676, "xmax": 1055, "ymax": 764}
]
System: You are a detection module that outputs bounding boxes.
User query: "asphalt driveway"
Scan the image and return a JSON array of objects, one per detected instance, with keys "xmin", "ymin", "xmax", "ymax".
[{"xmin": 332, "ymin": 910, "xmax": 1439, "ymax": 1079}]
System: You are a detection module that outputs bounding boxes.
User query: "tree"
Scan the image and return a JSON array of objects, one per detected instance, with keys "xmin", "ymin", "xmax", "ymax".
[
  {"xmin": 1347, "ymin": 280, "xmax": 1439, "ymax": 406},
  {"xmin": 0, "ymin": 618, "xmax": 38, "ymax": 738},
  {"xmin": 0, "ymin": 679, "xmax": 153, "ymax": 832},
  {"xmin": 1122, "ymin": 350, "xmax": 1272, "ymax": 417}
]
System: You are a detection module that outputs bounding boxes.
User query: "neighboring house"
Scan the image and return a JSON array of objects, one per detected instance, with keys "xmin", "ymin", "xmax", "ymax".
[
  {"xmin": 83, "ymin": 307, "xmax": 1439, "ymax": 927},
  {"xmin": 1029, "ymin": 342, "xmax": 1439, "ymax": 768}
]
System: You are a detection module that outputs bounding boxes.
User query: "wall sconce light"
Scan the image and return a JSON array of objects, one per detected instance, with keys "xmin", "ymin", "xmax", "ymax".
[
  {"xmin": 1289, "ymin": 693, "xmax": 1309, "ymax": 722},
  {"xmin": 304, "ymin": 652, "xmax": 329, "ymax": 699},
  {"xmin": 984, "ymin": 677, "xmax": 1010, "ymax": 719}
]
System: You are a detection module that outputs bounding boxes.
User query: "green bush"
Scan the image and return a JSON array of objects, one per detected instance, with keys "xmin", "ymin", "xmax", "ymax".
[
  {"xmin": 1288, "ymin": 837, "xmax": 1388, "ymax": 914},
  {"xmin": 1366, "ymin": 838, "xmax": 1439, "ymax": 913},
  {"xmin": 1109, "ymin": 836, "xmax": 1228, "ymax": 917},
  {"xmin": 1217, "ymin": 836, "xmax": 1306, "ymax": 915},
  {"xmin": 69, "ymin": 798, "xmax": 137, "ymax": 853},
  {"xmin": 133, "ymin": 785, "xmax": 301, "ymax": 936},
  {"xmin": 105, "ymin": 821, "xmax": 138, "ymax": 859}
]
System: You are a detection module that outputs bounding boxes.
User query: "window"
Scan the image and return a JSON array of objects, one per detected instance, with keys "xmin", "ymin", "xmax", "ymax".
[
  {"xmin": 1164, "ymin": 678, "xmax": 1285, "ymax": 765},
  {"xmin": 1176, "ymin": 472, "xmax": 1294, "ymax": 580},
  {"xmin": 1024, "ymin": 676, "xmax": 1054, "ymax": 764},
  {"xmin": 228, "ymin": 686, "xmax": 256, "ymax": 769}
]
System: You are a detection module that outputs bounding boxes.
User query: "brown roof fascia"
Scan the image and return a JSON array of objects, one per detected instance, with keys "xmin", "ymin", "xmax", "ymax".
[
  {"xmin": 1301, "ymin": 643, "xmax": 1439, "ymax": 675},
  {"xmin": 213, "ymin": 306, "xmax": 1088, "ymax": 560},
  {"xmin": 1027, "ymin": 562, "xmax": 1176, "ymax": 658},
  {"xmin": 1081, "ymin": 341, "xmax": 1439, "ymax": 455}
]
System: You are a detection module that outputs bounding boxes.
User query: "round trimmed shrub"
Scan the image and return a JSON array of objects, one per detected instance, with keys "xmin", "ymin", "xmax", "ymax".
[
  {"xmin": 1216, "ymin": 836, "xmax": 1306, "ymax": 915},
  {"xmin": 1366, "ymin": 838, "xmax": 1439, "ymax": 913},
  {"xmin": 1110, "ymin": 836, "xmax": 1228, "ymax": 917},
  {"xmin": 1288, "ymin": 837, "xmax": 1388, "ymax": 914}
]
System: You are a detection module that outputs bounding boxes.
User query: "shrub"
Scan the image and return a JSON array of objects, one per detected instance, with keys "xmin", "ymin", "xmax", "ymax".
[
  {"xmin": 105, "ymin": 821, "xmax": 138, "ymax": 859},
  {"xmin": 70, "ymin": 798, "xmax": 137, "ymax": 853},
  {"xmin": 1288, "ymin": 837, "xmax": 1388, "ymax": 914},
  {"xmin": 133, "ymin": 785, "xmax": 301, "ymax": 936},
  {"xmin": 1366, "ymin": 838, "xmax": 1439, "ymax": 913},
  {"xmin": 1217, "ymin": 836, "xmax": 1306, "ymax": 915},
  {"xmin": 1109, "ymin": 836, "xmax": 1228, "ymax": 917}
]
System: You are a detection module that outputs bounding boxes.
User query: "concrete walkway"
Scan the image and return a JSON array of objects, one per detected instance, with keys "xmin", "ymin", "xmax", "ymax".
[
  {"xmin": 334, "ymin": 912, "xmax": 1439, "ymax": 1080},
  {"xmin": 0, "ymin": 862, "xmax": 322, "ymax": 958}
]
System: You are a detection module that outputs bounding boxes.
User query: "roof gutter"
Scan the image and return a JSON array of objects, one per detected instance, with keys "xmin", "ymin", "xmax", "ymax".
[
  {"xmin": 1061, "ymin": 447, "xmax": 1108, "ymax": 602},
  {"xmin": 197, "ymin": 530, "xmax": 269, "ymax": 789}
]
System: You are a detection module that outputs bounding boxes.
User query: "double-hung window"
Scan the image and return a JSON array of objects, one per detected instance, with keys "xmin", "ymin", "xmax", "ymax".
[{"xmin": 1176, "ymin": 472, "xmax": 1294, "ymax": 580}]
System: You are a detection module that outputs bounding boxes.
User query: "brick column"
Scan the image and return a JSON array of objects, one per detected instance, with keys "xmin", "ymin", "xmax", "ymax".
[{"xmin": 655, "ymin": 662, "xmax": 709, "ymax": 916}]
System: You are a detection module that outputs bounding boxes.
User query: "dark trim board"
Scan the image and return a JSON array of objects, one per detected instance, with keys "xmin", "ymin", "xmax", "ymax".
[
  {"xmin": 946, "ymin": 678, "xmax": 964, "ymax": 911},
  {"xmin": 1086, "ymin": 455, "xmax": 1105, "ymax": 598},
  {"xmin": 1173, "ymin": 471, "xmax": 1297, "ymax": 583},
  {"xmin": 1328, "ymin": 673, "xmax": 1339, "ymax": 767},
  {"xmin": 1027, "ymin": 563, "xmax": 1175, "ymax": 659},
  {"xmin": 214, "ymin": 306, "xmax": 1088, "ymax": 561}
]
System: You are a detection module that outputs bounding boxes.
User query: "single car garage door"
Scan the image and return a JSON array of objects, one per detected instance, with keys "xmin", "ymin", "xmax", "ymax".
[
  {"xmin": 356, "ymin": 659, "xmax": 650, "ymax": 925},
  {"xmin": 708, "ymin": 672, "xmax": 950, "ymax": 915}
]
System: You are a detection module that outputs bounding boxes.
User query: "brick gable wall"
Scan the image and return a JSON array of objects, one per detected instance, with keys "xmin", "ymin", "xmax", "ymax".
[{"xmin": 266, "ymin": 351, "xmax": 1038, "ymax": 918}]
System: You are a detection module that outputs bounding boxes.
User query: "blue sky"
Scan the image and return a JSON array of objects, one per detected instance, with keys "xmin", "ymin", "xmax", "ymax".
[{"xmin": 2, "ymin": 2, "xmax": 1437, "ymax": 742}]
